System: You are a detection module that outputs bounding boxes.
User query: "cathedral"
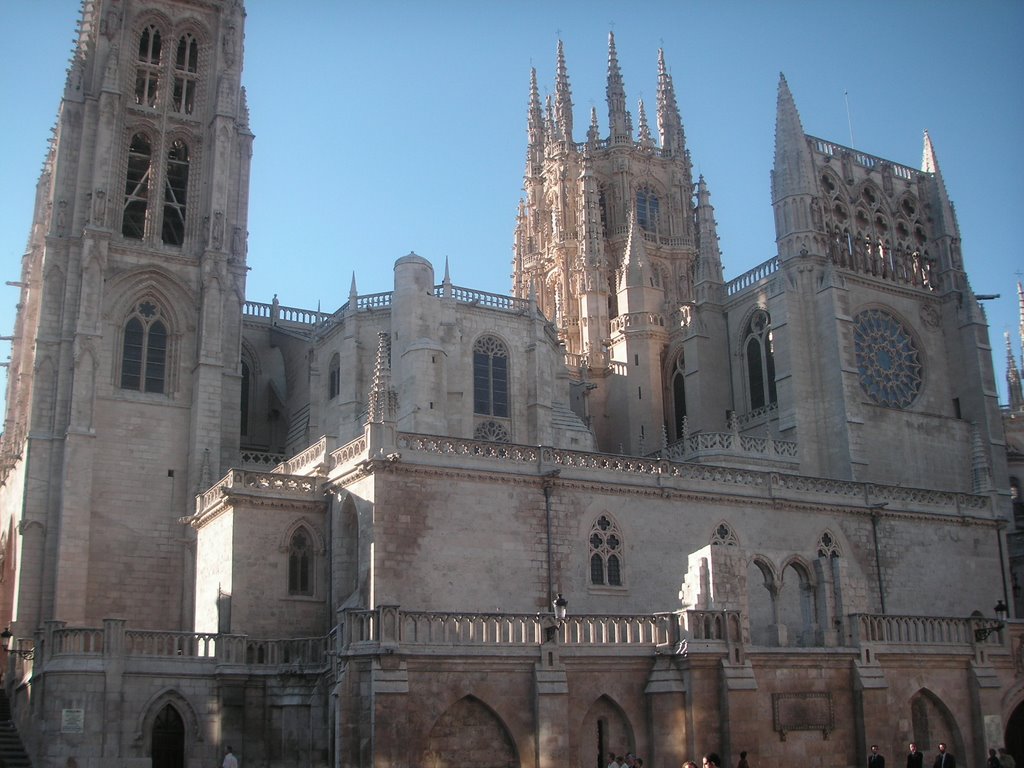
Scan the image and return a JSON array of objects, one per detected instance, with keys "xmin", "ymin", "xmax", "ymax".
[{"xmin": 1, "ymin": 1, "xmax": 1022, "ymax": 767}]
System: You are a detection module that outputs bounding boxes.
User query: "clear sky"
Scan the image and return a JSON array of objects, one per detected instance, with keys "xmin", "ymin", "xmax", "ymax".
[{"xmin": 2, "ymin": 1, "xmax": 1023, "ymax": 403}]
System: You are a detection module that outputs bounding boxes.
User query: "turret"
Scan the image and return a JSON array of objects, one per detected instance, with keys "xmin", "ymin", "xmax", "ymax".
[
  {"xmin": 772, "ymin": 73, "xmax": 819, "ymax": 260},
  {"xmin": 694, "ymin": 175, "xmax": 725, "ymax": 304},
  {"xmin": 554, "ymin": 40, "xmax": 574, "ymax": 144}
]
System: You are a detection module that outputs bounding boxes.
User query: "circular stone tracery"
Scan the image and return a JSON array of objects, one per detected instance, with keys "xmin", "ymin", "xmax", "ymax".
[{"xmin": 853, "ymin": 309, "xmax": 922, "ymax": 409}]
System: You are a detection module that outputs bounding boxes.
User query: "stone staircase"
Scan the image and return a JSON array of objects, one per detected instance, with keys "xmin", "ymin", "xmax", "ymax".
[{"xmin": 0, "ymin": 689, "xmax": 31, "ymax": 767}]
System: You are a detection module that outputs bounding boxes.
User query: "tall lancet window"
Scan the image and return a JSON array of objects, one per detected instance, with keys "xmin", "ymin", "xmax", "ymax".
[
  {"xmin": 473, "ymin": 335, "xmax": 509, "ymax": 418},
  {"xmin": 670, "ymin": 352, "xmax": 687, "ymax": 440},
  {"xmin": 123, "ymin": 133, "xmax": 153, "ymax": 239},
  {"xmin": 636, "ymin": 186, "xmax": 660, "ymax": 233},
  {"xmin": 744, "ymin": 309, "xmax": 777, "ymax": 410},
  {"xmin": 589, "ymin": 515, "xmax": 624, "ymax": 587},
  {"xmin": 120, "ymin": 300, "xmax": 168, "ymax": 394},
  {"xmin": 288, "ymin": 528, "xmax": 313, "ymax": 596},
  {"xmin": 161, "ymin": 140, "xmax": 190, "ymax": 245},
  {"xmin": 134, "ymin": 25, "xmax": 162, "ymax": 108},
  {"xmin": 172, "ymin": 34, "xmax": 199, "ymax": 115}
]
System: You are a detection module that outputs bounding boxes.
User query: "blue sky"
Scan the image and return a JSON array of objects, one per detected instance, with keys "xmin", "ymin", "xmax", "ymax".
[{"xmin": 2, "ymin": 1, "xmax": 1023, "ymax": 403}]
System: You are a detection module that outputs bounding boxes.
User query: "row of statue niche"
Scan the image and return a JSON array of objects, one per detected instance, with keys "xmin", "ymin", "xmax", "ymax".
[{"xmin": 827, "ymin": 229, "xmax": 935, "ymax": 289}]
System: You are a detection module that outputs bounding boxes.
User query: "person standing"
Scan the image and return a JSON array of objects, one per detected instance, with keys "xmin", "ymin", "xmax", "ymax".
[
  {"xmin": 907, "ymin": 743, "xmax": 924, "ymax": 768},
  {"xmin": 222, "ymin": 746, "xmax": 239, "ymax": 768},
  {"xmin": 989, "ymin": 749, "xmax": 1003, "ymax": 768},
  {"xmin": 934, "ymin": 743, "xmax": 956, "ymax": 768},
  {"xmin": 737, "ymin": 751, "xmax": 750, "ymax": 768},
  {"xmin": 869, "ymin": 745, "xmax": 886, "ymax": 768}
]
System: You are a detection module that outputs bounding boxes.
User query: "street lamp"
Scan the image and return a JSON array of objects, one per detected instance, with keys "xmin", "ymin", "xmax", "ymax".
[
  {"xmin": 0, "ymin": 628, "xmax": 34, "ymax": 660},
  {"xmin": 973, "ymin": 600, "xmax": 1008, "ymax": 642},
  {"xmin": 544, "ymin": 594, "xmax": 568, "ymax": 642}
]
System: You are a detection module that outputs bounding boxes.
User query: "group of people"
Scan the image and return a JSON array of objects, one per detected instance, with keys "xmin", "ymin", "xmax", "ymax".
[
  {"xmin": 608, "ymin": 752, "xmax": 645, "ymax": 768},
  {"xmin": 681, "ymin": 751, "xmax": 746, "ymax": 768},
  {"xmin": 868, "ymin": 741, "xmax": 1016, "ymax": 768}
]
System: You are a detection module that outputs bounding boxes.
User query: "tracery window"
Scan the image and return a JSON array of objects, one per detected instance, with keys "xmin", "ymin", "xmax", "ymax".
[
  {"xmin": 172, "ymin": 34, "xmax": 199, "ymax": 115},
  {"xmin": 744, "ymin": 309, "xmax": 777, "ymax": 410},
  {"xmin": 853, "ymin": 309, "xmax": 922, "ymax": 409},
  {"xmin": 328, "ymin": 353, "xmax": 340, "ymax": 400},
  {"xmin": 473, "ymin": 420, "xmax": 510, "ymax": 443},
  {"xmin": 123, "ymin": 132, "xmax": 153, "ymax": 239},
  {"xmin": 710, "ymin": 522, "xmax": 738, "ymax": 546},
  {"xmin": 120, "ymin": 300, "xmax": 168, "ymax": 394},
  {"xmin": 816, "ymin": 530, "xmax": 841, "ymax": 558},
  {"xmin": 589, "ymin": 515, "xmax": 623, "ymax": 587},
  {"xmin": 636, "ymin": 186, "xmax": 660, "ymax": 233},
  {"xmin": 473, "ymin": 335, "xmax": 508, "ymax": 417},
  {"xmin": 161, "ymin": 139, "xmax": 190, "ymax": 245},
  {"xmin": 288, "ymin": 528, "xmax": 313, "ymax": 596},
  {"xmin": 135, "ymin": 25, "xmax": 162, "ymax": 108}
]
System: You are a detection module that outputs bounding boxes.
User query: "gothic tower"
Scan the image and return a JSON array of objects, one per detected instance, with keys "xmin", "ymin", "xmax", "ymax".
[
  {"xmin": 513, "ymin": 37, "xmax": 728, "ymax": 453},
  {"xmin": 768, "ymin": 74, "xmax": 1006, "ymax": 491},
  {"xmin": 0, "ymin": 0, "xmax": 251, "ymax": 631}
]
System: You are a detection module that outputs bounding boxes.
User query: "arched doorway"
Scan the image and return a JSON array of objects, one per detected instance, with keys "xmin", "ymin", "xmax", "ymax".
[
  {"xmin": 151, "ymin": 703, "xmax": 185, "ymax": 768},
  {"xmin": 422, "ymin": 695, "xmax": 518, "ymax": 768},
  {"xmin": 580, "ymin": 695, "xmax": 636, "ymax": 768},
  {"xmin": 1006, "ymin": 699, "xmax": 1024, "ymax": 767}
]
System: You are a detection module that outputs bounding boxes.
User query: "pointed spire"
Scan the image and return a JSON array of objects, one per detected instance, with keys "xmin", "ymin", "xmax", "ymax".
[
  {"xmin": 772, "ymin": 73, "xmax": 816, "ymax": 202},
  {"xmin": 656, "ymin": 48, "xmax": 686, "ymax": 156},
  {"xmin": 554, "ymin": 40, "xmax": 574, "ymax": 143},
  {"xmin": 1018, "ymin": 281, "xmax": 1024, "ymax": 356},
  {"xmin": 544, "ymin": 94, "xmax": 555, "ymax": 144},
  {"xmin": 606, "ymin": 31, "xmax": 629, "ymax": 141},
  {"xmin": 921, "ymin": 130, "xmax": 960, "ymax": 242},
  {"xmin": 1006, "ymin": 331, "xmax": 1023, "ymax": 410},
  {"xmin": 621, "ymin": 207, "xmax": 651, "ymax": 289},
  {"xmin": 695, "ymin": 175, "xmax": 724, "ymax": 286},
  {"xmin": 636, "ymin": 98, "xmax": 653, "ymax": 147},
  {"xmin": 527, "ymin": 67, "xmax": 545, "ymax": 164},
  {"xmin": 587, "ymin": 106, "xmax": 600, "ymax": 145}
]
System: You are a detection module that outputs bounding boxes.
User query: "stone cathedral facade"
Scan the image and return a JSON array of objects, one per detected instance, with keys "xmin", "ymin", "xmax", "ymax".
[{"xmin": 1, "ymin": 2, "xmax": 1022, "ymax": 767}]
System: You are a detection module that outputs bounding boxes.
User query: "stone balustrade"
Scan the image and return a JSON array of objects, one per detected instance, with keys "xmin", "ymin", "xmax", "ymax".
[{"xmin": 851, "ymin": 613, "xmax": 1005, "ymax": 648}]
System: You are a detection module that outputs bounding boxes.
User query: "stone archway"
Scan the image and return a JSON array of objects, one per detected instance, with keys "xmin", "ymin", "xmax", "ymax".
[
  {"xmin": 1005, "ymin": 699, "xmax": 1024, "ymax": 766},
  {"xmin": 908, "ymin": 689, "xmax": 965, "ymax": 761},
  {"xmin": 422, "ymin": 695, "xmax": 518, "ymax": 768},
  {"xmin": 150, "ymin": 703, "xmax": 185, "ymax": 768},
  {"xmin": 579, "ymin": 695, "xmax": 636, "ymax": 768}
]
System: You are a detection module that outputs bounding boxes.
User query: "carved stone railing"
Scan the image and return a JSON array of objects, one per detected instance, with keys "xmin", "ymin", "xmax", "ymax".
[
  {"xmin": 850, "ymin": 614, "xmax": 1003, "ymax": 648},
  {"xmin": 329, "ymin": 434, "xmax": 369, "ymax": 470},
  {"xmin": 238, "ymin": 449, "xmax": 286, "ymax": 469},
  {"xmin": 194, "ymin": 469, "xmax": 321, "ymax": 517},
  {"xmin": 662, "ymin": 431, "xmax": 798, "ymax": 464},
  {"xmin": 339, "ymin": 607, "xmax": 687, "ymax": 650},
  {"xmin": 809, "ymin": 136, "xmax": 917, "ymax": 180},
  {"xmin": 442, "ymin": 285, "xmax": 530, "ymax": 312},
  {"xmin": 42, "ymin": 622, "xmax": 329, "ymax": 668},
  {"xmin": 393, "ymin": 432, "xmax": 990, "ymax": 516},
  {"xmin": 726, "ymin": 256, "xmax": 779, "ymax": 296},
  {"xmin": 277, "ymin": 436, "xmax": 327, "ymax": 476}
]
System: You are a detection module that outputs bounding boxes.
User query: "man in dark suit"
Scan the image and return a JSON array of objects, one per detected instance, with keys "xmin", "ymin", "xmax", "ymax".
[
  {"xmin": 907, "ymin": 743, "xmax": 924, "ymax": 768},
  {"xmin": 934, "ymin": 743, "xmax": 956, "ymax": 768},
  {"xmin": 869, "ymin": 745, "xmax": 886, "ymax": 768}
]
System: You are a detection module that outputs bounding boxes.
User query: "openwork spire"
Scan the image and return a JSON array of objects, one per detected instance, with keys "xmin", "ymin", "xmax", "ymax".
[
  {"xmin": 367, "ymin": 332, "xmax": 397, "ymax": 424},
  {"xmin": 656, "ymin": 48, "xmax": 685, "ymax": 156},
  {"xmin": 636, "ymin": 99, "xmax": 653, "ymax": 147},
  {"xmin": 554, "ymin": 40, "xmax": 574, "ymax": 143},
  {"xmin": 606, "ymin": 31, "xmax": 629, "ymax": 141},
  {"xmin": 1006, "ymin": 331, "xmax": 1023, "ymax": 410}
]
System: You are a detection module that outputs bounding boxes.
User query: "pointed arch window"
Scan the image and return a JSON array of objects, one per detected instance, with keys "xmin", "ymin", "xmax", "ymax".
[
  {"xmin": 589, "ymin": 515, "xmax": 623, "ymax": 587},
  {"xmin": 636, "ymin": 186, "xmax": 660, "ymax": 233},
  {"xmin": 120, "ymin": 300, "xmax": 168, "ymax": 394},
  {"xmin": 744, "ymin": 309, "xmax": 777, "ymax": 410},
  {"xmin": 240, "ymin": 360, "xmax": 251, "ymax": 437},
  {"xmin": 288, "ymin": 527, "xmax": 313, "ymax": 596},
  {"xmin": 328, "ymin": 353, "xmax": 341, "ymax": 400},
  {"xmin": 670, "ymin": 352, "xmax": 686, "ymax": 440},
  {"xmin": 473, "ymin": 335, "xmax": 508, "ymax": 417},
  {"xmin": 123, "ymin": 133, "xmax": 153, "ymax": 239},
  {"xmin": 135, "ymin": 25, "xmax": 162, "ymax": 108},
  {"xmin": 161, "ymin": 139, "xmax": 190, "ymax": 245},
  {"xmin": 172, "ymin": 34, "xmax": 199, "ymax": 115},
  {"xmin": 817, "ymin": 531, "xmax": 842, "ymax": 558}
]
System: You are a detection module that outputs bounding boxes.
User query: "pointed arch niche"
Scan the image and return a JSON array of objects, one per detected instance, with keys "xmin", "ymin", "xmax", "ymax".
[
  {"xmin": 908, "ymin": 688, "xmax": 965, "ymax": 759},
  {"xmin": 422, "ymin": 695, "xmax": 519, "ymax": 768},
  {"xmin": 580, "ymin": 694, "xmax": 637, "ymax": 768}
]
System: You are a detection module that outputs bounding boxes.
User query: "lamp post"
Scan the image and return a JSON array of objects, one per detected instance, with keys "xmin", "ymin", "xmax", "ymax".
[
  {"xmin": 0, "ymin": 628, "xmax": 34, "ymax": 660},
  {"xmin": 973, "ymin": 600, "xmax": 1008, "ymax": 642}
]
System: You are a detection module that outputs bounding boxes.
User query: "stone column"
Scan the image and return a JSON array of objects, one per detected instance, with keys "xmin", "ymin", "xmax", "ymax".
[{"xmin": 535, "ymin": 641, "xmax": 569, "ymax": 768}]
